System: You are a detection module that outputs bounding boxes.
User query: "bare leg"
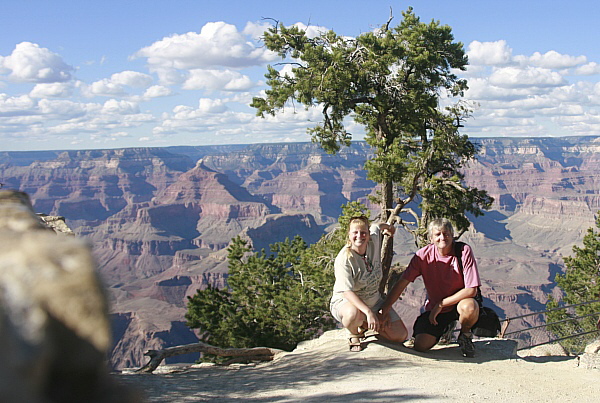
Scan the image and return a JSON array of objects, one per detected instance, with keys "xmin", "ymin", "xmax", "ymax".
[
  {"xmin": 457, "ymin": 298, "xmax": 479, "ymax": 333},
  {"xmin": 413, "ymin": 333, "xmax": 438, "ymax": 352},
  {"xmin": 378, "ymin": 319, "xmax": 408, "ymax": 343},
  {"xmin": 338, "ymin": 302, "xmax": 367, "ymax": 351},
  {"xmin": 457, "ymin": 298, "xmax": 479, "ymax": 357}
]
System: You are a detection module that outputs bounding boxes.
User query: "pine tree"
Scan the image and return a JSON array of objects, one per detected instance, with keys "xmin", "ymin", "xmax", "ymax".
[
  {"xmin": 185, "ymin": 202, "xmax": 371, "ymax": 353},
  {"xmin": 546, "ymin": 214, "xmax": 600, "ymax": 352},
  {"xmin": 251, "ymin": 8, "xmax": 493, "ymax": 290}
]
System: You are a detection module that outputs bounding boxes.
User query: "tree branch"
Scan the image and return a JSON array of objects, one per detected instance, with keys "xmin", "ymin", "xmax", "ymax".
[
  {"xmin": 384, "ymin": 7, "xmax": 394, "ymax": 31},
  {"xmin": 136, "ymin": 342, "xmax": 285, "ymax": 373}
]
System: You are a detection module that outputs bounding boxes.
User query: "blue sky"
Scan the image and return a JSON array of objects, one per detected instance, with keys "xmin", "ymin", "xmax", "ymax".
[{"xmin": 1, "ymin": 1, "xmax": 599, "ymax": 151}]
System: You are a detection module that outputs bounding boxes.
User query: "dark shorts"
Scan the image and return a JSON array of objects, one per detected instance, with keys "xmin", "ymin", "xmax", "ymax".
[{"xmin": 412, "ymin": 306, "xmax": 460, "ymax": 340}]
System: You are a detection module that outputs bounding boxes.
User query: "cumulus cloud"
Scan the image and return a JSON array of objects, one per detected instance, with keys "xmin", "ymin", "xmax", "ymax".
[
  {"xmin": 85, "ymin": 78, "xmax": 127, "ymax": 97},
  {"xmin": 183, "ymin": 69, "xmax": 255, "ymax": 91},
  {"xmin": 170, "ymin": 98, "xmax": 229, "ymax": 120},
  {"xmin": 143, "ymin": 85, "xmax": 173, "ymax": 98},
  {"xmin": 101, "ymin": 99, "xmax": 140, "ymax": 114},
  {"xmin": 0, "ymin": 42, "xmax": 74, "ymax": 83},
  {"xmin": 243, "ymin": 21, "xmax": 272, "ymax": 40},
  {"xmin": 83, "ymin": 71, "xmax": 154, "ymax": 97},
  {"xmin": 134, "ymin": 21, "xmax": 277, "ymax": 70},
  {"xmin": 0, "ymin": 94, "xmax": 36, "ymax": 116},
  {"xmin": 110, "ymin": 71, "xmax": 153, "ymax": 88},
  {"xmin": 197, "ymin": 98, "xmax": 228, "ymax": 113},
  {"xmin": 37, "ymin": 98, "xmax": 89, "ymax": 119},
  {"xmin": 548, "ymin": 82, "xmax": 594, "ymax": 103},
  {"xmin": 522, "ymin": 50, "xmax": 587, "ymax": 69},
  {"xmin": 30, "ymin": 82, "xmax": 74, "ymax": 98},
  {"xmin": 467, "ymin": 40, "xmax": 513, "ymax": 66},
  {"xmin": 489, "ymin": 66, "xmax": 565, "ymax": 88},
  {"xmin": 465, "ymin": 78, "xmax": 533, "ymax": 101},
  {"xmin": 575, "ymin": 62, "xmax": 600, "ymax": 76}
]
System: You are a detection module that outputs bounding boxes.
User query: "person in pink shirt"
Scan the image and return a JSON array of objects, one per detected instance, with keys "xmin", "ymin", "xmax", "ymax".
[{"xmin": 381, "ymin": 218, "xmax": 481, "ymax": 357}]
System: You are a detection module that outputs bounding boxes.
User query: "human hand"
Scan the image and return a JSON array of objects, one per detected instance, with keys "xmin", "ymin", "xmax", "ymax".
[
  {"xmin": 366, "ymin": 310, "xmax": 380, "ymax": 332},
  {"xmin": 429, "ymin": 303, "xmax": 443, "ymax": 325},
  {"xmin": 381, "ymin": 224, "xmax": 395, "ymax": 237},
  {"xmin": 378, "ymin": 312, "xmax": 391, "ymax": 330}
]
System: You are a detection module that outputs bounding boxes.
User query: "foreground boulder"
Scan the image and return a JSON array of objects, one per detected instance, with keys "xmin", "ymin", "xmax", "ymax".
[
  {"xmin": 0, "ymin": 190, "xmax": 138, "ymax": 402},
  {"xmin": 579, "ymin": 339, "xmax": 600, "ymax": 369}
]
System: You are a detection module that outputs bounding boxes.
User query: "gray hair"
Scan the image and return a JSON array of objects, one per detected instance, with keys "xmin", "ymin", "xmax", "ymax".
[{"xmin": 427, "ymin": 218, "xmax": 454, "ymax": 239}]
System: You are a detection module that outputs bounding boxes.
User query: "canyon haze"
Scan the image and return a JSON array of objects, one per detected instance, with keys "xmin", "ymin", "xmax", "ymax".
[{"xmin": 1, "ymin": 136, "xmax": 599, "ymax": 369}]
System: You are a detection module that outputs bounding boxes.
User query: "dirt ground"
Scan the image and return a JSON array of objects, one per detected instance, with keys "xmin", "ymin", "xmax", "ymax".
[{"xmin": 115, "ymin": 330, "xmax": 599, "ymax": 402}]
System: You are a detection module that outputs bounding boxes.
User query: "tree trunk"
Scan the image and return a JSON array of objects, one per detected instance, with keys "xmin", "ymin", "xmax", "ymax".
[
  {"xmin": 136, "ymin": 342, "xmax": 284, "ymax": 373},
  {"xmin": 379, "ymin": 180, "xmax": 394, "ymax": 295}
]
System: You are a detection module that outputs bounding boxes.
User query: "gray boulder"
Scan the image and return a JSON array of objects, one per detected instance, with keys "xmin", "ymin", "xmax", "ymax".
[{"xmin": 0, "ymin": 190, "xmax": 139, "ymax": 402}]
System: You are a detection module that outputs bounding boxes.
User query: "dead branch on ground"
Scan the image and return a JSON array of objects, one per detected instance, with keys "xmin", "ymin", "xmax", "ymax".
[{"xmin": 136, "ymin": 342, "xmax": 285, "ymax": 373}]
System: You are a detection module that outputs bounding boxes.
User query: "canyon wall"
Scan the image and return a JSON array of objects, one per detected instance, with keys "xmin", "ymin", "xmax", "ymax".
[{"xmin": 1, "ymin": 136, "xmax": 599, "ymax": 366}]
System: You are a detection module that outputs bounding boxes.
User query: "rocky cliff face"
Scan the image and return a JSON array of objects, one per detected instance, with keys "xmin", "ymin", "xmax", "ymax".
[{"xmin": 1, "ymin": 137, "xmax": 599, "ymax": 368}]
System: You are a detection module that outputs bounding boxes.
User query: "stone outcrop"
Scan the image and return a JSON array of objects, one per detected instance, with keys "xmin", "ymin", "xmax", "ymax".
[
  {"xmin": 579, "ymin": 339, "xmax": 600, "ymax": 369},
  {"xmin": 0, "ymin": 190, "xmax": 139, "ymax": 402}
]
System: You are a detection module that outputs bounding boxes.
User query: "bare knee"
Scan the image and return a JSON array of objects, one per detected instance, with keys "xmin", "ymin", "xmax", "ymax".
[
  {"xmin": 457, "ymin": 298, "xmax": 479, "ymax": 325},
  {"xmin": 382, "ymin": 321, "xmax": 408, "ymax": 343},
  {"xmin": 413, "ymin": 334, "xmax": 436, "ymax": 352},
  {"xmin": 339, "ymin": 303, "xmax": 365, "ymax": 330}
]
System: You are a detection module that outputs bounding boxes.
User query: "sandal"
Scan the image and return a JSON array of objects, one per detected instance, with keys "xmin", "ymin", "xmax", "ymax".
[{"xmin": 348, "ymin": 333, "xmax": 365, "ymax": 352}]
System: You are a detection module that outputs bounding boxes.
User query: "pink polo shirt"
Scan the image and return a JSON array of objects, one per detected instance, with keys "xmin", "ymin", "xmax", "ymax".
[{"xmin": 401, "ymin": 242, "xmax": 481, "ymax": 312}]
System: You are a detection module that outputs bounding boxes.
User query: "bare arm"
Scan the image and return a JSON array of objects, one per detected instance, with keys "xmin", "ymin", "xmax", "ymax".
[
  {"xmin": 429, "ymin": 287, "xmax": 478, "ymax": 325},
  {"xmin": 438, "ymin": 287, "xmax": 477, "ymax": 308}
]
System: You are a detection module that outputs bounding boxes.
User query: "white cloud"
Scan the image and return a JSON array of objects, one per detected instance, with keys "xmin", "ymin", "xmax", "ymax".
[
  {"xmin": 143, "ymin": 85, "xmax": 173, "ymax": 98},
  {"xmin": 38, "ymin": 99, "xmax": 88, "ymax": 119},
  {"xmin": 489, "ymin": 66, "xmax": 565, "ymax": 88},
  {"xmin": 552, "ymin": 112, "xmax": 600, "ymax": 134},
  {"xmin": 134, "ymin": 21, "xmax": 277, "ymax": 70},
  {"xmin": 523, "ymin": 50, "xmax": 587, "ymax": 69},
  {"xmin": 545, "ymin": 103, "xmax": 585, "ymax": 116},
  {"xmin": 243, "ymin": 21, "xmax": 272, "ymax": 41},
  {"xmin": 110, "ymin": 71, "xmax": 153, "ymax": 88},
  {"xmin": 575, "ymin": 62, "xmax": 600, "ymax": 76},
  {"xmin": 0, "ymin": 42, "xmax": 73, "ymax": 83},
  {"xmin": 197, "ymin": 98, "xmax": 228, "ymax": 113},
  {"xmin": 101, "ymin": 99, "xmax": 140, "ymax": 114},
  {"xmin": 169, "ymin": 98, "xmax": 229, "ymax": 120},
  {"xmin": 467, "ymin": 40, "xmax": 513, "ymax": 66},
  {"xmin": 30, "ymin": 82, "xmax": 74, "ymax": 98},
  {"xmin": 501, "ymin": 96, "xmax": 558, "ymax": 112},
  {"xmin": 0, "ymin": 94, "xmax": 36, "ymax": 116},
  {"xmin": 84, "ymin": 71, "xmax": 154, "ymax": 97},
  {"xmin": 548, "ymin": 82, "xmax": 593, "ymax": 103},
  {"xmin": 152, "ymin": 68, "xmax": 187, "ymax": 86},
  {"xmin": 183, "ymin": 69, "xmax": 255, "ymax": 91},
  {"xmin": 465, "ymin": 78, "xmax": 533, "ymax": 101},
  {"xmin": 85, "ymin": 78, "xmax": 127, "ymax": 97}
]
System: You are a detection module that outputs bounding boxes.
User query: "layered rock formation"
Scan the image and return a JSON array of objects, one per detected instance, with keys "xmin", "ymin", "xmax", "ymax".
[{"xmin": 1, "ymin": 136, "xmax": 599, "ymax": 368}]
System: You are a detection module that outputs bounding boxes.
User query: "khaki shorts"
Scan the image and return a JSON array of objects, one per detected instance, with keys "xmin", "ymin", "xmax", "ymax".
[{"xmin": 330, "ymin": 297, "xmax": 400, "ymax": 323}]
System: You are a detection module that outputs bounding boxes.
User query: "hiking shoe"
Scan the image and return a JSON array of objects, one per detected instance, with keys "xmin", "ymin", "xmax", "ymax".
[
  {"xmin": 457, "ymin": 332, "xmax": 475, "ymax": 358},
  {"xmin": 439, "ymin": 320, "xmax": 457, "ymax": 345}
]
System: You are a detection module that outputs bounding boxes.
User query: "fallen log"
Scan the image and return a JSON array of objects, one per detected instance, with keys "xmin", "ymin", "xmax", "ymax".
[{"xmin": 137, "ymin": 341, "xmax": 285, "ymax": 373}]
